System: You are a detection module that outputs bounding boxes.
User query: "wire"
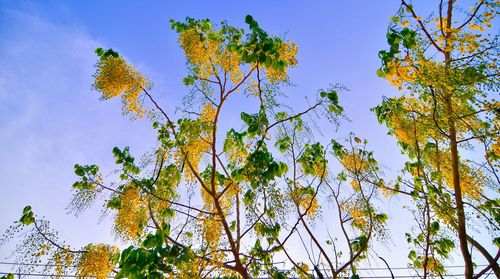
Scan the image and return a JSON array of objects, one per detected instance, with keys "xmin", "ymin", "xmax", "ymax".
[
  {"xmin": 0, "ymin": 271, "xmax": 79, "ymax": 277},
  {"xmin": 0, "ymin": 261, "xmax": 77, "ymax": 268},
  {"xmin": 0, "ymin": 261, "xmax": 491, "ymax": 279},
  {"xmin": 0, "ymin": 271, "xmax": 116, "ymax": 278},
  {"xmin": 0, "ymin": 261, "xmax": 486, "ymax": 270},
  {"xmin": 0, "ymin": 270, "xmax": 477, "ymax": 279}
]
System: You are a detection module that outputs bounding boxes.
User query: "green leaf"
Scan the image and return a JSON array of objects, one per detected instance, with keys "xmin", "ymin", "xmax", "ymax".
[
  {"xmin": 391, "ymin": 16, "xmax": 401, "ymax": 23},
  {"xmin": 331, "ymin": 140, "xmax": 345, "ymax": 157},
  {"xmin": 74, "ymin": 164, "xmax": 85, "ymax": 176},
  {"xmin": 19, "ymin": 206, "xmax": 35, "ymax": 225},
  {"xmin": 95, "ymin": 47, "xmax": 104, "ymax": 56},
  {"xmin": 408, "ymin": 250, "xmax": 417, "ymax": 260},
  {"xmin": 376, "ymin": 68, "xmax": 386, "ymax": 78},
  {"xmin": 321, "ymin": 88, "xmax": 343, "ymax": 114},
  {"xmin": 493, "ymin": 237, "xmax": 500, "ymax": 248},
  {"xmin": 275, "ymin": 136, "xmax": 291, "ymax": 152},
  {"xmin": 23, "ymin": 205, "xmax": 32, "ymax": 214},
  {"xmin": 298, "ymin": 142, "xmax": 327, "ymax": 176},
  {"xmin": 430, "ymin": 221, "xmax": 440, "ymax": 234},
  {"xmin": 240, "ymin": 107, "xmax": 269, "ymax": 136},
  {"xmin": 142, "ymin": 234, "xmax": 159, "ymax": 249},
  {"xmin": 95, "ymin": 48, "xmax": 119, "ymax": 59},
  {"xmin": 243, "ymin": 190, "xmax": 255, "ymax": 205},
  {"xmin": 106, "ymin": 196, "xmax": 122, "ymax": 209},
  {"xmin": 182, "ymin": 76, "xmax": 196, "ymax": 86}
]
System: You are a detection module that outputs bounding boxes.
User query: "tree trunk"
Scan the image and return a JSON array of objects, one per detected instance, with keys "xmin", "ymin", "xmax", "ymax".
[
  {"xmin": 443, "ymin": 2, "xmax": 473, "ymax": 276},
  {"xmin": 448, "ymin": 114, "xmax": 473, "ymax": 279}
]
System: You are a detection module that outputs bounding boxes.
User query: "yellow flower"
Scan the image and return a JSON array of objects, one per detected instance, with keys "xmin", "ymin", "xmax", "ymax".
[
  {"xmin": 179, "ymin": 29, "xmax": 211, "ymax": 65},
  {"xmin": 491, "ymin": 138, "xmax": 500, "ymax": 157},
  {"xmin": 200, "ymin": 103, "xmax": 216, "ymax": 123},
  {"xmin": 291, "ymin": 188, "xmax": 319, "ymax": 217},
  {"xmin": 297, "ymin": 263, "xmax": 310, "ymax": 279},
  {"xmin": 93, "ymin": 57, "xmax": 149, "ymax": 119},
  {"xmin": 77, "ymin": 244, "xmax": 119, "ymax": 279},
  {"xmin": 340, "ymin": 152, "xmax": 369, "ymax": 173},
  {"xmin": 52, "ymin": 249, "xmax": 75, "ymax": 277},
  {"xmin": 344, "ymin": 203, "xmax": 368, "ymax": 229},
  {"xmin": 114, "ymin": 188, "xmax": 148, "ymax": 240},
  {"xmin": 469, "ymin": 23, "xmax": 485, "ymax": 31},
  {"xmin": 265, "ymin": 41, "xmax": 298, "ymax": 82},
  {"xmin": 202, "ymin": 217, "xmax": 222, "ymax": 245},
  {"xmin": 384, "ymin": 60, "xmax": 415, "ymax": 87}
]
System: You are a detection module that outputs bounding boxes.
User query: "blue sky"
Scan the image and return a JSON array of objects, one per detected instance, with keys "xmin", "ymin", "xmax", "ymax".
[{"xmin": 1, "ymin": 0, "xmax": 480, "ymax": 276}]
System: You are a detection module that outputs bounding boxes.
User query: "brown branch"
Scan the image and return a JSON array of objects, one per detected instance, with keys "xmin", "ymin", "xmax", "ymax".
[
  {"xmin": 224, "ymin": 66, "xmax": 256, "ymax": 99},
  {"xmin": 379, "ymin": 256, "xmax": 395, "ymax": 279},
  {"xmin": 33, "ymin": 220, "xmax": 84, "ymax": 254},
  {"xmin": 401, "ymin": 0, "xmax": 444, "ymax": 53},
  {"xmin": 457, "ymin": 0, "xmax": 485, "ymax": 31}
]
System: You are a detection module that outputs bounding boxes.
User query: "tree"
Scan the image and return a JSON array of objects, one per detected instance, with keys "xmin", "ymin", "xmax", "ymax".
[
  {"xmin": 3, "ymin": 2, "xmax": 498, "ymax": 278},
  {"xmin": 375, "ymin": 0, "xmax": 499, "ymax": 278},
  {"xmin": 1, "ymin": 16, "xmax": 388, "ymax": 279}
]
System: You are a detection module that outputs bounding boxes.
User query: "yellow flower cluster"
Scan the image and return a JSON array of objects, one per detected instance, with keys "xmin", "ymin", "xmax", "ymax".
[
  {"xmin": 203, "ymin": 216, "xmax": 222, "ymax": 245},
  {"xmin": 291, "ymin": 188, "xmax": 319, "ymax": 217},
  {"xmin": 434, "ymin": 17, "xmax": 452, "ymax": 33},
  {"xmin": 183, "ymin": 141, "xmax": 210, "ymax": 181},
  {"xmin": 52, "ymin": 249, "xmax": 75, "ymax": 277},
  {"xmin": 340, "ymin": 152, "xmax": 369, "ymax": 173},
  {"xmin": 93, "ymin": 57, "xmax": 148, "ymax": 119},
  {"xmin": 387, "ymin": 97, "xmax": 438, "ymax": 148},
  {"xmin": 384, "ymin": 60, "xmax": 416, "ymax": 88},
  {"xmin": 185, "ymin": 146, "xmax": 210, "ymax": 181},
  {"xmin": 311, "ymin": 160, "xmax": 327, "ymax": 177},
  {"xmin": 297, "ymin": 263, "xmax": 310, "ymax": 279},
  {"xmin": 455, "ymin": 32, "xmax": 481, "ymax": 54},
  {"xmin": 114, "ymin": 188, "xmax": 147, "ymax": 240},
  {"xmin": 344, "ymin": 202, "xmax": 368, "ymax": 230},
  {"xmin": 380, "ymin": 183, "xmax": 393, "ymax": 198},
  {"xmin": 413, "ymin": 59, "xmax": 447, "ymax": 89},
  {"xmin": 390, "ymin": 115, "xmax": 416, "ymax": 146},
  {"xmin": 226, "ymin": 145, "xmax": 248, "ymax": 165},
  {"xmin": 180, "ymin": 103, "xmax": 215, "ymax": 181},
  {"xmin": 426, "ymin": 151, "xmax": 484, "ymax": 200},
  {"xmin": 223, "ymin": 178, "xmax": 239, "ymax": 198},
  {"xmin": 469, "ymin": 23, "xmax": 485, "ymax": 32},
  {"xmin": 218, "ymin": 49, "xmax": 242, "ymax": 84},
  {"xmin": 413, "ymin": 256, "xmax": 444, "ymax": 274},
  {"xmin": 265, "ymin": 41, "xmax": 298, "ymax": 82},
  {"xmin": 224, "ymin": 135, "xmax": 249, "ymax": 166},
  {"xmin": 244, "ymin": 79, "xmax": 260, "ymax": 96},
  {"xmin": 425, "ymin": 257, "xmax": 444, "ymax": 273},
  {"xmin": 173, "ymin": 256, "xmax": 226, "ymax": 279},
  {"xmin": 77, "ymin": 244, "xmax": 119, "ymax": 279},
  {"xmin": 350, "ymin": 179, "xmax": 361, "ymax": 192},
  {"xmin": 197, "ymin": 174, "xmax": 225, "ymax": 246},
  {"xmin": 178, "ymin": 29, "xmax": 242, "ymax": 83},
  {"xmin": 442, "ymin": 164, "xmax": 483, "ymax": 201},
  {"xmin": 179, "ymin": 29, "xmax": 212, "ymax": 65},
  {"xmin": 33, "ymin": 244, "xmax": 51, "ymax": 257},
  {"xmin": 491, "ymin": 138, "xmax": 500, "ymax": 158},
  {"xmin": 200, "ymin": 103, "xmax": 216, "ymax": 123}
]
